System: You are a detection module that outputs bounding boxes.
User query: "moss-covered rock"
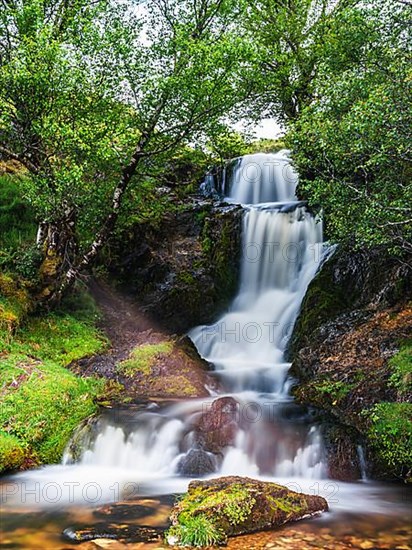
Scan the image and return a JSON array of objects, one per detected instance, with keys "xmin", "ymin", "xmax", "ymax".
[
  {"xmin": 115, "ymin": 338, "xmax": 213, "ymax": 399},
  {"xmin": 289, "ymin": 245, "xmax": 412, "ymax": 481},
  {"xmin": 0, "ymin": 432, "xmax": 29, "ymax": 473},
  {"xmin": 166, "ymin": 476, "xmax": 328, "ymax": 546}
]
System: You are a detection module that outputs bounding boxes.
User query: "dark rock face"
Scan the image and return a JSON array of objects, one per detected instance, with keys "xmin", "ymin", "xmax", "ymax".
[
  {"xmin": 289, "ymin": 246, "xmax": 412, "ymax": 481},
  {"xmin": 108, "ymin": 199, "xmax": 242, "ymax": 333},
  {"xmin": 63, "ymin": 525, "xmax": 162, "ymax": 543},
  {"xmin": 177, "ymin": 449, "xmax": 218, "ymax": 476},
  {"xmin": 167, "ymin": 476, "xmax": 328, "ymax": 546},
  {"xmin": 193, "ymin": 396, "xmax": 240, "ymax": 454}
]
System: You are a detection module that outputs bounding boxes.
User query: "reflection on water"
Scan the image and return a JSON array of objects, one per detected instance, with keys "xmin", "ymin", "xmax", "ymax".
[{"xmin": 1, "ymin": 482, "xmax": 411, "ymax": 549}]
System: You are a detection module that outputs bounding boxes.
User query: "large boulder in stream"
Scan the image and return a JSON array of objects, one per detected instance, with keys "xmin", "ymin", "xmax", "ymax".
[
  {"xmin": 166, "ymin": 476, "xmax": 328, "ymax": 546},
  {"xmin": 193, "ymin": 396, "xmax": 240, "ymax": 454}
]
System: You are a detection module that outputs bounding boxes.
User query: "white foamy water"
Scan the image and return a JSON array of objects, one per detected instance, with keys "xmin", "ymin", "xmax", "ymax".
[{"xmin": 4, "ymin": 152, "xmax": 405, "ymax": 522}]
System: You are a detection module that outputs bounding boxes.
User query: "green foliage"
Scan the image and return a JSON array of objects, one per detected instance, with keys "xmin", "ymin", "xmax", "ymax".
[
  {"xmin": 117, "ymin": 341, "xmax": 173, "ymax": 377},
  {"xmin": 289, "ymin": 1, "xmax": 411, "ymax": 252},
  {"xmin": 389, "ymin": 340, "xmax": 412, "ymax": 396},
  {"xmin": 207, "ymin": 127, "xmax": 249, "ymax": 161},
  {"xmin": 245, "ymin": 138, "xmax": 286, "ymax": 154},
  {"xmin": 242, "ymin": 0, "xmax": 360, "ymax": 122},
  {"xmin": 0, "ymin": 0, "xmax": 253, "ymax": 296},
  {"xmin": 0, "ymin": 291, "xmax": 107, "ymax": 471},
  {"xmin": 364, "ymin": 402, "xmax": 412, "ymax": 476},
  {"xmin": 167, "ymin": 515, "xmax": 225, "ymax": 547},
  {"xmin": 312, "ymin": 378, "xmax": 353, "ymax": 402},
  {"xmin": 0, "ymin": 175, "xmax": 36, "ymax": 250}
]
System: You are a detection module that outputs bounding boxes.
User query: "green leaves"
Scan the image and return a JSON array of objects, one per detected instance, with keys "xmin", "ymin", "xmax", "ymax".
[{"xmin": 289, "ymin": 1, "xmax": 412, "ymax": 253}]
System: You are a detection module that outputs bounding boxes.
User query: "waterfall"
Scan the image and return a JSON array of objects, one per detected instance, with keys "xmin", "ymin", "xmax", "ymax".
[
  {"xmin": 227, "ymin": 151, "xmax": 297, "ymax": 204},
  {"xmin": 188, "ymin": 151, "xmax": 326, "ymax": 476},
  {"xmin": 72, "ymin": 152, "xmax": 326, "ymax": 480},
  {"xmin": 4, "ymin": 152, "xmax": 331, "ymax": 510}
]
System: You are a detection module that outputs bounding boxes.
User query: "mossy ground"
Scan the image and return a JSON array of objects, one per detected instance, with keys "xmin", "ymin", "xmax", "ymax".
[
  {"xmin": 116, "ymin": 340, "xmax": 203, "ymax": 398},
  {"xmin": 0, "ymin": 290, "xmax": 108, "ymax": 472},
  {"xmin": 118, "ymin": 341, "xmax": 173, "ymax": 376}
]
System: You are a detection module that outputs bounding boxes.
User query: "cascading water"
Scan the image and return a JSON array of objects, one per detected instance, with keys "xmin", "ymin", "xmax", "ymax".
[
  {"xmin": 63, "ymin": 151, "xmax": 327, "ymax": 482},
  {"xmin": 3, "ymin": 153, "xmax": 411, "ymax": 550},
  {"xmin": 189, "ymin": 151, "xmax": 326, "ymax": 478}
]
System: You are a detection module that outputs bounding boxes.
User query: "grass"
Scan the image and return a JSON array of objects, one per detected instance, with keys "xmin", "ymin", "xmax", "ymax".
[
  {"xmin": 117, "ymin": 341, "xmax": 173, "ymax": 377},
  {"xmin": 0, "ymin": 289, "xmax": 108, "ymax": 472},
  {"xmin": 363, "ymin": 402, "xmax": 412, "ymax": 478},
  {"xmin": 167, "ymin": 515, "xmax": 225, "ymax": 547},
  {"xmin": 389, "ymin": 339, "xmax": 412, "ymax": 396}
]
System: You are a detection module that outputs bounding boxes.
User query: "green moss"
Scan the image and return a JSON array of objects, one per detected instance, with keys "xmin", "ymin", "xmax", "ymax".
[
  {"xmin": 363, "ymin": 402, "xmax": 412, "ymax": 477},
  {"xmin": 0, "ymin": 273, "xmax": 32, "ymax": 334},
  {"xmin": 177, "ymin": 272, "xmax": 196, "ymax": 286},
  {"xmin": 167, "ymin": 483, "xmax": 253, "ymax": 546},
  {"xmin": 167, "ymin": 478, "xmax": 326, "ymax": 546},
  {"xmin": 118, "ymin": 341, "xmax": 173, "ymax": 377},
  {"xmin": 290, "ymin": 258, "xmax": 349, "ymax": 354},
  {"xmin": 177, "ymin": 482, "xmax": 253, "ymax": 522},
  {"xmin": 0, "ymin": 432, "xmax": 28, "ymax": 473},
  {"xmin": 158, "ymin": 374, "xmax": 198, "ymax": 396},
  {"xmin": 0, "ymin": 291, "xmax": 108, "ymax": 471},
  {"xmin": 389, "ymin": 340, "xmax": 412, "ymax": 396}
]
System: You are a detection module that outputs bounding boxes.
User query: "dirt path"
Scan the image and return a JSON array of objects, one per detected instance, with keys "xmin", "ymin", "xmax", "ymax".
[{"xmin": 72, "ymin": 280, "xmax": 214, "ymax": 398}]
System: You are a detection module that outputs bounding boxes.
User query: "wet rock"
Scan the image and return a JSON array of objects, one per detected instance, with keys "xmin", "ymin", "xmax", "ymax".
[
  {"xmin": 62, "ymin": 525, "xmax": 162, "ymax": 544},
  {"xmin": 289, "ymin": 245, "xmax": 412, "ymax": 481},
  {"xmin": 194, "ymin": 396, "xmax": 240, "ymax": 453},
  {"xmin": 107, "ymin": 199, "xmax": 242, "ymax": 333},
  {"xmin": 177, "ymin": 449, "xmax": 218, "ymax": 476},
  {"xmin": 93, "ymin": 502, "xmax": 154, "ymax": 521},
  {"xmin": 166, "ymin": 476, "xmax": 328, "ymax": 546}
]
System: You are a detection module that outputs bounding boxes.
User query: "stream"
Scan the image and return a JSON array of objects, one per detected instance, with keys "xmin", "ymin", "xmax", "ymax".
[{"xmin": 1, "ymin": 152, "xmax": 411, "ymax": 549}]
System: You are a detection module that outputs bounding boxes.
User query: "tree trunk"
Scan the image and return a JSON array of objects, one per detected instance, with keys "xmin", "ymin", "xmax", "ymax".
[
  {"xmin": 37, "ymin": 147, "xmax": 146, "ymax": 307},
  {"xmin": 36, "ymin": 206, "xmax": 78, "ymax": 306}
]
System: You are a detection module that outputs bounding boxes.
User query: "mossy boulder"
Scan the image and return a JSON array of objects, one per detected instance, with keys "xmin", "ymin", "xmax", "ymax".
[
  {"xmin": 115, "ymin": 338, "xmax": 214, "ymax": 399},
  {"xmin": 0, "ymin": 432, "xmax": 29, "ymax": 473},
  {"xmin": 166, "ymin": 476, "xmax": 328, "ymax": 546}
]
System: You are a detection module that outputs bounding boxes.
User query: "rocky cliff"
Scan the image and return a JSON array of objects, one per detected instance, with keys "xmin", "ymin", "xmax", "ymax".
[
  {"xmin": 289, "ymin": 246, "xmax": 412, "ymax": 481},
  {"xmin": 108, "ymin": 198, "xmax": 242, "ymax": 333}
]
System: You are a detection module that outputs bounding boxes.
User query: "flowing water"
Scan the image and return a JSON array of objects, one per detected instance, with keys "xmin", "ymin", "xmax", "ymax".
[{"xmin": 1, "ymin": 152, "xmax": 411, "ymax": 549}]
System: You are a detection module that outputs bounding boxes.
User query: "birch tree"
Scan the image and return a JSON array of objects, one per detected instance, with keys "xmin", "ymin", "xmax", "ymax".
[{"xmin": 0, "ymin": 0, "xmax": 251, "ymax": 304}]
